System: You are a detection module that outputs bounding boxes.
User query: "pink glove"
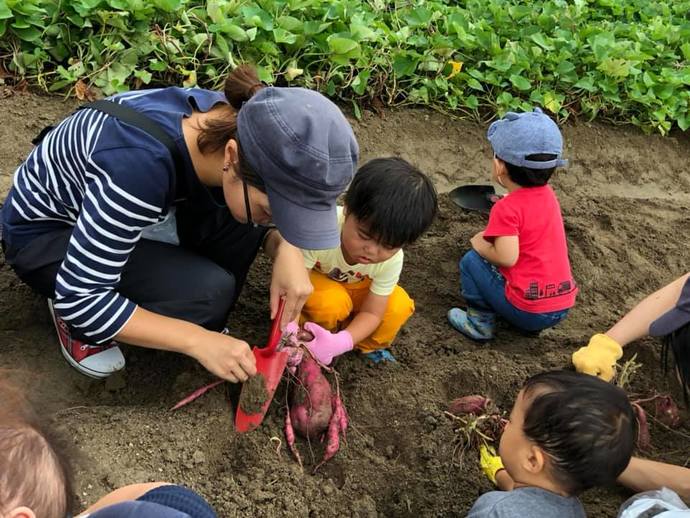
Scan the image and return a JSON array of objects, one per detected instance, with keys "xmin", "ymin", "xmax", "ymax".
[{"xmin": 302, "ymin": 322, "xmax": 354, "ymax": 366}]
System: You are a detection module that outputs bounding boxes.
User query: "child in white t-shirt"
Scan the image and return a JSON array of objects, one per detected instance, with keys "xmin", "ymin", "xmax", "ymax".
[{"xmin": 297, "ymin": 157, "xmax": 437, "ymax": 363}]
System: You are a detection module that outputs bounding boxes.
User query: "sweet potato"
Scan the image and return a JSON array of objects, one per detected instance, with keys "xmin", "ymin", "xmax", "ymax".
[
  {"xmin": 448, "ymin": 395, "xmax": 491, "ymax": 416},
  {"xmin": 290, "ymin": 356, "xmax": 333, "ymax": 439},
  {"xmin": 654, "ymin": 395, "xmax": 681, "ymax": 428}
]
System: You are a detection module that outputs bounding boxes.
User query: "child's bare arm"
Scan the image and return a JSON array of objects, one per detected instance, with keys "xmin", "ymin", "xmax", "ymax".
[
  {"xmin": 471, "ymin": 232, "xmax": 519, "ymax": 267},
  {"xmin": 618, "ymin": 457, "xmax": 690, "ymax": 502},
  {"xmin": 345, "ymin": 292, "xmax": 388, "ymax": 344}
]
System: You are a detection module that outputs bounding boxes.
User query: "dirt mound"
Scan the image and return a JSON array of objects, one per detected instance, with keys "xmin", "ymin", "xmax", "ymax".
[{"xmin": 0, "ymin": 92, "xmax": 688, "ymax": 517}]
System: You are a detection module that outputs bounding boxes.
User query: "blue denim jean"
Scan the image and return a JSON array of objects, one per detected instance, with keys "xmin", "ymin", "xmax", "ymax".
[{"xmin": 459, "ymin": 250, "xmax": 568, "ymax": 332}]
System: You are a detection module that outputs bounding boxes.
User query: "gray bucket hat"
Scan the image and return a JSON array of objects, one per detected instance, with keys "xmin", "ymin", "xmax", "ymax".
[
  {"xmin": 237, "ymin": 87, "xmax": 358, "ymax": 249},
  {"xmin": 487, "ymin": 108, "xmax": 568, "ymax": 170},
  {"xmin": 650, "ymin": 276, "xmax": 690, "ymax": 336}
]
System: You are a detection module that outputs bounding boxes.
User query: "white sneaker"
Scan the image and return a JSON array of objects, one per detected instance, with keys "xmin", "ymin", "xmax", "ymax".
[{"xmin": 48, "ymin": 300, "xmax": 125, "ymax": 379}]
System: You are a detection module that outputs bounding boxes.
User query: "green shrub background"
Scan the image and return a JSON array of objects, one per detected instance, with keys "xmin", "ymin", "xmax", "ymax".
[{"xmin": 1, "ymin": 0, "xmax": 688, "ymax": 133}]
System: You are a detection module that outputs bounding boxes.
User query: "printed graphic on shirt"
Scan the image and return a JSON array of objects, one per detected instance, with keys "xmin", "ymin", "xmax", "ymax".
[
  {"xmin": 315, "ymin": 262, "xmax": 366, "ymax": 284},
  {"xmin": 523, "ymin": 280, "xmax": 576, "ymax": 300}
]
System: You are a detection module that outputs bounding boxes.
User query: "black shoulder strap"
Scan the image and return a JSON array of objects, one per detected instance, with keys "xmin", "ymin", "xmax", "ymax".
[{"xmin": 78, "ymin": 100, "xmax": 185, "ymax": 178}]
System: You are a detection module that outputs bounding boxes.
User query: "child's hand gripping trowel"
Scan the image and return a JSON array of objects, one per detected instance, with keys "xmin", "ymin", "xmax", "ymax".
[{"xmin": 235, "ymin": 298, "xmax": 289, "ymax": 432}]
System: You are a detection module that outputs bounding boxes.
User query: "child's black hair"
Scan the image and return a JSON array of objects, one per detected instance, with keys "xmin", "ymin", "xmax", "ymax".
[
  {"xmin": 661, "ymin": 322, "xmax": 690, "ymax": 404},
  {"xmin": 343, "ymin": 157, "xmax": 438, "ymax": 248},
  {"xmin": 521, "ymin": 370, "xmax": 635, "ymax": 496},
  {"xmin": 501, "ymin": 153, "xmax": 557, "ymax": 187}
]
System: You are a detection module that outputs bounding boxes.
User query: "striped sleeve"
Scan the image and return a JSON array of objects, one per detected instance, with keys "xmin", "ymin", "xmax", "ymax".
[{"xmin": 53, "ymin": 145, "xmax": 171, "ymax": 344}]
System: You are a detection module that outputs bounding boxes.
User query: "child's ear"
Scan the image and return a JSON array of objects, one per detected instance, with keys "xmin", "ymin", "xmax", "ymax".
[
  {"xmin": 493, "ymin": 157, "xmax": 507, "ymax": 177},
  {"xmin": 523, "ymin": 444, "xmax": 546, "ymax": 475},
  {"xmin": 7, "ymin": 507, "xmax": 37, "ymax": 518}
]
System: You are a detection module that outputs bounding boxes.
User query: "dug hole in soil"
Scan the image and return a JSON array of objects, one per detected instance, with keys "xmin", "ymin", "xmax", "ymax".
[{"xmin": 1, "ymin": 93, "xmax": 689, "ymax": 517}]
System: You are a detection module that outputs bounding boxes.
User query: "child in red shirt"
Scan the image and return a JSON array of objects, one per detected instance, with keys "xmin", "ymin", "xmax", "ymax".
[{"xmin": 448, "ymin": 108, "xmax": 577, "ymax": 340}]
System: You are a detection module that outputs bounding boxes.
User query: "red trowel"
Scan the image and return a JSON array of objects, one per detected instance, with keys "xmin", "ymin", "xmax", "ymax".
[{"xmin": 235, "ymin": 298, "xmax": 289, "ymax": 433}]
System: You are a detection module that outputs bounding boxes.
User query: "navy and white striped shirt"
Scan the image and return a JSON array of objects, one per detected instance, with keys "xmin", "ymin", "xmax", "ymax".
[{"xmin": 2, "ymin": 88, "xmax": 226, "ymax": 344}]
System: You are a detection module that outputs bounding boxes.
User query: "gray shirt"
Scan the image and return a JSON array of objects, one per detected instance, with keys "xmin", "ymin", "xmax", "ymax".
[{"xmin": 467, "ymin": 487, "xmax": 586, "ymax": 518}]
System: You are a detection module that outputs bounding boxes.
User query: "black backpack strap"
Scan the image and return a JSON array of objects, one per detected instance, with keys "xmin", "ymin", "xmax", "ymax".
[{"xmin": 78, "ymin": 99, "xmax": 188, "ymax": 203}]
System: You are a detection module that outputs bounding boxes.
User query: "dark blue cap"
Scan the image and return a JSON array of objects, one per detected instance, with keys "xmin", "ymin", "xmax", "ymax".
[{"xmin": 238, "ymin": 87, "xmax": 358, "ymax": 249}]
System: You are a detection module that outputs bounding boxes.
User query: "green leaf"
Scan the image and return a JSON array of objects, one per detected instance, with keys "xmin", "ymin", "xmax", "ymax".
[
  {"xmin": 402, "ymin": 7, "xmax": 432, "ymax": 28},
  {"xmin": 222, "ymin": 23, "xmax": 248, "ymax": 42},
  {"xmin": 12, "ymin": 26, "xmax": 42, "ymax": 42},
  {"xmin": 677, "ymin": 113, "xmax": 690, "ymax": 132},
  {"xmin": 328, "ymin": 36, "xmax": 359, "ymax": 55},
  {"xmin": 351, "ymin": 69, "xmax": 370, "ymax": 95},
  {"xmin": 530, "ymin": 33, "xmax": 554, "ymax": 50},
  {"xmin": 277, "ymin": 16, "xmax": 302, "ymax": 32},
  {"xmin": 0, "ymin": 0, "xmax": 11, "ymax": 20},
  {"xmin": 466, "ymin": 77, "xmax": 483, "ymax": 91},
  {"xmin": 303, "ymin": 21, "xmax": 330, "ymax": 35},
  {"xmin": 574, "ymin": 75, "xmax": 596, "ymax": 92},
  {"xmin": 509, "ymin": 74, "xmax": 532, "ymax": 91},
  {"xmin": 273, "ymin": 28, "xmax": 297, "ymax": 44},
  {"xmin": 392, "ymin": 54, "xmax": 418, "ymax": 77},
  {"xmin": 463, "ymin": 95, "xmax": 479, "ymax": 109},
  {"xmin": 134, "ymin": 69, "xmax": 152, "ymax": 84},
  {"xmin": 148, "ymin": 60, "xmax": 167, "ymax": 74},
  {"xmin": 597, "ymin": 58, "xmax": 631, "ymax": 78},
  {"xmin": 241, "ymin": 5, "xmax": 273, "ymax": 31},
  {"xmin": 681, "ymin": 43, "xmax": 690, "ymax": 61}
]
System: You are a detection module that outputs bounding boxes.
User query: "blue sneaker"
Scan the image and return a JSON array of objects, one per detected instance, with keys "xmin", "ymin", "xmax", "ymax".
[
  {"xmin": 448, "ymin": 307, "xmax": 495, "ymax": 341},
  {"xmin": 365, "ymin": 349, "xmax": 396, "ymax": 363}
]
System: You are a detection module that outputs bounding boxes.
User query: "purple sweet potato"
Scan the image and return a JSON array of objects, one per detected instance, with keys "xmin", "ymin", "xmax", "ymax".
[
  {"xmin": 448, "ymin": 395, "xmax": 491, "ymax": 416},
  {"xmin": 290, "ymin": 356, "xmax": 333, "ymax": 439}
]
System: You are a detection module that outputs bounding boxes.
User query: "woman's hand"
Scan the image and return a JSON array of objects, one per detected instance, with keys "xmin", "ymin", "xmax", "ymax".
[
  {"xmin": 191, "ymin": 329, "xmax": 257, "ymax": 383},
  {"xmin": 268, "ymin": 235, "xmax": 313, "ymax": 328}
]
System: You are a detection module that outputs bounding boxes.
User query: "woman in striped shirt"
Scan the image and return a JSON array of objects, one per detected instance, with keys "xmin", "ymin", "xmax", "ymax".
[{"xmin": 1, "ymin": 65, "xmax": 358, "ymax": 381}]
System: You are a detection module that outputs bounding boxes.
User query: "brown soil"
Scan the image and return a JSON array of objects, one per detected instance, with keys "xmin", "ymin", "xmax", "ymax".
[
  {"xmin": 239, "ymin": 374, "xmax": 269, "ymax": 415},
  {"xmin": 1, "ymin": 91, "xmax": 689, "ymax": 517}
]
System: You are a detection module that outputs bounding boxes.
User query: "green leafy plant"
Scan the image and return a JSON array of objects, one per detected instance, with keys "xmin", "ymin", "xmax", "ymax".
[{"xmin": 0, "ymin": 0, "xmax": 688, "ymax": 133}]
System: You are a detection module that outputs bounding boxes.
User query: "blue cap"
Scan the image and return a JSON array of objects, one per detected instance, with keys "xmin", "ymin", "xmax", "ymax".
[
  {"xmin": 237, "ymin": 87, "xmax": 358, "ymax": 249},
  {"xmin": 487, "ymin": 108, "xmax": 568, "ymax": 170}
]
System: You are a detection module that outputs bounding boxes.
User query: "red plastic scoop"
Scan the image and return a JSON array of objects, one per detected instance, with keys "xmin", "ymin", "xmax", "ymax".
[{"xmin": 235, "ymin": 298, "xmax": 289, "ymax": 433}]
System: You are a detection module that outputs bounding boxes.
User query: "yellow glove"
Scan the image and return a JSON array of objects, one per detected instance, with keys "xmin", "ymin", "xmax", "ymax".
[
  {"xmin": 479, "ymin": 445, "xmax": 505, "ymax": 485},
  {"xmin": 572, "ymin": 333, "xmax": 623, "ymax": 382}
]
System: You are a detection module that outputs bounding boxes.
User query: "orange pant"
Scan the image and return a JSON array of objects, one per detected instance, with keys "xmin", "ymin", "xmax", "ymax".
[{"xmin": 300, "ymin": 271, "xmax": 415, "ymax": 353}]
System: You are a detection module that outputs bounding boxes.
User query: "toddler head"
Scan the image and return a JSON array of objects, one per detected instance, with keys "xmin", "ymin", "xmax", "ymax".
[
  {"xmin": 499, "ymin": 370, "xmax": 635, "ymax": 496},
  {"xmin": 341, "ymin": 157, "xmax": 437, "ymax": 264},
  {"xmin": 0, "ymin": 379, "xmax": 73, "ymax": 518},
  {"xmin": 487, "ymin": 108, "xmax": 568, "ymax": 188}
]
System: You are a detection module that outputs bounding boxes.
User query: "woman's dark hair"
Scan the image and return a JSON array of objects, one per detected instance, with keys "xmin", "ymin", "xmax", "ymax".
[
  {"xmin": 661, "ymin": 321, "xmax": 690, "ymax": 404},
  {"xmin": 0, "ymin": 376, "xmax": 75, "ymax": 517},
  {"xmin": 343, "ymin": 157, "xmax": 438, "ymax": 248},
  {"xmin": 501, "ymin": 153, "xmax": 557, "ymax": 187},
  {"xmin": 196, "ymin": 64, "xmax": 265, "ymax": 189},
  {"xmin": 520, "ymin": 370, "xmax": 635, "ymax": 496}
]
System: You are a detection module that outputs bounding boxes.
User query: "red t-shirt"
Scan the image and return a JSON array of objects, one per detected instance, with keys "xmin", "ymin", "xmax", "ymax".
[{"xmin": 483, "ymin": 185, "xmax": 577, "ymax": 313}]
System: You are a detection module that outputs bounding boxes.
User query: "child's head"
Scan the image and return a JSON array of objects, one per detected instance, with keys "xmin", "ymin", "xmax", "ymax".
[
  {"xmin": 341, "ymin": 157, "xmax": 437, "ymax": 264},
  {"xmin": 487, "ymin": 108, "xmax": 568, "ymax": 188},
  {"xmin": 0, "ymin": 379, "xmax": 73, "ymax": 518},
  {"xmin": 499, "ymin": 370, "xmax": 635, "ymax": 496}
]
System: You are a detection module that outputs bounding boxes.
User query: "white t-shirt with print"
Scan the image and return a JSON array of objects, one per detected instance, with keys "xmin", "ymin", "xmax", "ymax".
[{"xmin": 302, "ymin": 207, "xmax": 404, "ymax": 296}]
